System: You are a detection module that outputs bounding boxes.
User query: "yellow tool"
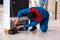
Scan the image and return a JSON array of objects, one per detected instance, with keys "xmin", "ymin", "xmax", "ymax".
[
  {"xmin": 32, "ymin": 31, "xmax": 37, "ymax": 34},
  {"xmin": 4, "ymin": 29, "xmax": 10, "ymax": 33}
]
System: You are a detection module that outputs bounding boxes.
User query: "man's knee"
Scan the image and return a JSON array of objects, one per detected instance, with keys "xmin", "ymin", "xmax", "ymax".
[{"xmin": 40, "ymin": 26, "xmax": 48, "ymax": 32}]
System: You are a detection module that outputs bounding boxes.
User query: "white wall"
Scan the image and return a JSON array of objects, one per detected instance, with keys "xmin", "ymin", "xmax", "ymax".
[
  {"xmin": 0, "ymin": 5, "xmax": 3, "ymax": 27},
  {"xmin": 3, "ymin": 0, "xmax": 10, "ymax": 29},
  {"xmin": 48, "ymin": 0, "xmax": 56, "ymax": 19},
  {"xmin": 57, "ymin": 0, "xmax": 60, "ymax": 14}
]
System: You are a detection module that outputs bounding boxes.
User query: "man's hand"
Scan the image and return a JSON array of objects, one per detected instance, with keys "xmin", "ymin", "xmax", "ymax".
[
  {"xmin": 14, "ymin": 18, "xmax": 19, "ymax": 25},
  {"xmin": 16, "ymin": 25, "xmax": 24, "ymax": 29}
]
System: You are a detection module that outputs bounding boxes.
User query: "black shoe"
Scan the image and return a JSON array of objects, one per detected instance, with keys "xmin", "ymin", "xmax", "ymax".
[
  {"xmin": 30, "ymin": 26, "xmax": 37, "ymax": 31},
  {"xmin": 18, "ymin": 27, "xmax": 28, "ymax": 31},
  {"xmin": 8, "ymin": 27, "xmax": 18, "ymax": 34}
]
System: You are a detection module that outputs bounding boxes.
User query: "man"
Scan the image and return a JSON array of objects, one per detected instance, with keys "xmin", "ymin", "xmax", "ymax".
[{"xmin": 15, "ymin": 7, "xmax": 49, "ymax": 32}]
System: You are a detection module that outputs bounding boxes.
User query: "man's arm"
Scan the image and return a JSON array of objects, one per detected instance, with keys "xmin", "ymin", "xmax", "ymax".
[
  {"xmin": 24, "ymin": 21, "xmax": 39, "ymax": 28},
  {"xmin": 17, "ymin": 8, "xmax": 30, "ymax": 18},
  {"xmin": 14, "ymin": 8, "xmax": 30, "ymax": 25}
]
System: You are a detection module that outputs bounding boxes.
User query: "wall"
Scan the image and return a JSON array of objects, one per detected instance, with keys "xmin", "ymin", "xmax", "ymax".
[
  {"xmin": 3, "ymin": 0, "xmax": 10, "ymax": 29},
  {"xmin": 0, "ymin": 4, "xmax": 3, "ymax": 27},
  {"xmin": 48, "ymin": 0, "xmax": 56, "ymax": 19},
  {"xmin": 57, "ymin": 0, "xmax": 60, "ymax": 14}
]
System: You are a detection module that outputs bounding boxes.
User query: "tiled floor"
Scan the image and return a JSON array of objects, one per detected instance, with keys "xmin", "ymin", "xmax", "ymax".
[{"xmin": 0, "ymin": 27, "xmax": 60, "ymax": 40}]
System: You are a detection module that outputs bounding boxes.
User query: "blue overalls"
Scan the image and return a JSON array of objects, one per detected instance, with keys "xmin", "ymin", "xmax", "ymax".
[{"xmin": 17, "ymin": 7, "xmax": 49, "ymax": 32}]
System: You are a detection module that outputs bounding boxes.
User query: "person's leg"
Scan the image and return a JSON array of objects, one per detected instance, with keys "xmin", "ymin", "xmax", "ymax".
[
  {"xmin": 29, "ymin": 20, "xmax": 37, "ymax": 31},
  {"xmin": 40, "ymin": 16, "xmax": 49, "ymax": 32}
]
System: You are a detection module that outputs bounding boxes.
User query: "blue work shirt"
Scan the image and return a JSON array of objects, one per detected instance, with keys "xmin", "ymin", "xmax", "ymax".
[{"xmin": 17, "ymin": 7, "xmax": 49, "ymax": 28}]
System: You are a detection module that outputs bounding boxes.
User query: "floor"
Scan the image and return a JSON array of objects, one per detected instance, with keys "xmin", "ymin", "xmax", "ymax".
[
  {"xmin": 0, "ymin": 26, "xmax": 60, "ymax": 40},
  {"xmin": 0, "ymin": 4, "xmax": 60, "ymax": 40}
]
